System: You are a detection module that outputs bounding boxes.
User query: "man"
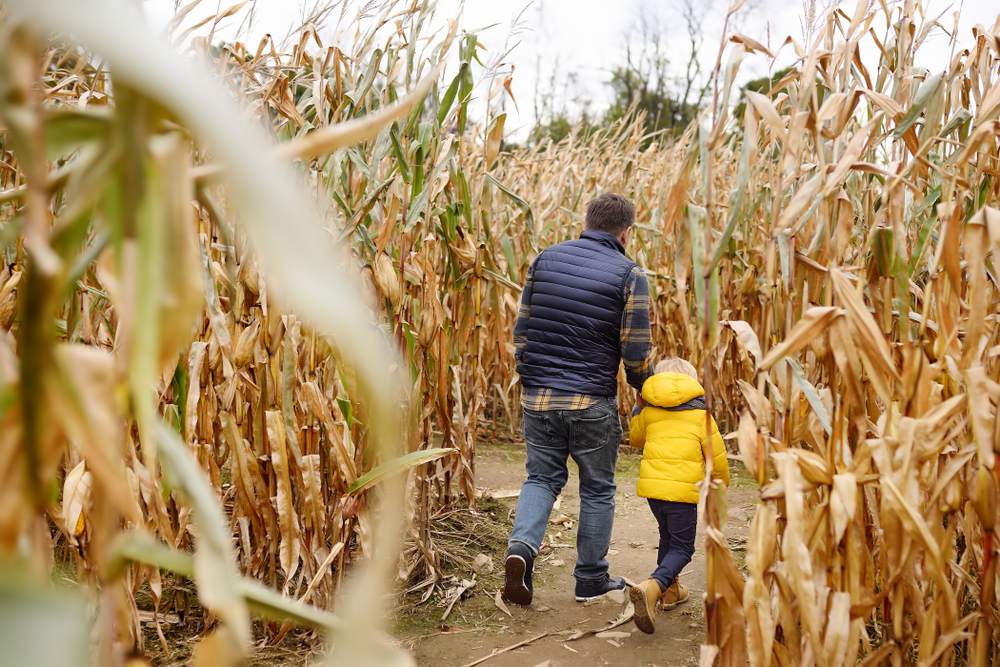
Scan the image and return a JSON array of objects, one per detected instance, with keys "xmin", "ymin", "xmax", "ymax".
[{"xmin": 502, "ymin": 192, "xmax": 655, "ymax": 605}]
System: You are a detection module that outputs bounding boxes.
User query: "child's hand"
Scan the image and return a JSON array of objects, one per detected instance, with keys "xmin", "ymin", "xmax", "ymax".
[{"xmin": 635, "ymin": 390, "xmax": 646, "ymax": 409}]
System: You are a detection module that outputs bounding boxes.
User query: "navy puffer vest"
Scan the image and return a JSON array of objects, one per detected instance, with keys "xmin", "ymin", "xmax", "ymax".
[{"xmin": 519, "ymin": 230, "xmax": 637, "ymax": 396}]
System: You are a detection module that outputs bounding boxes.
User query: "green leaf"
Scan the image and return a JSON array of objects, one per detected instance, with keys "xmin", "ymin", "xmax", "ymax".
[
  {"xmin": 348, "ymin": 448, "xmax": 456, "ymax": 494},
  {"xmin": 871, "ymin": 227, "xmax": 899, "ymax": 277},
  {"xmin": 708, "ymin": 116, "xmax": 753, "ymax": 272},
  {"xmin": 108, "ymin": 531, "xmax": 345, "ymax": 631},
  {"xmin": 687, "ymin": 203, "xmax": 707, "ymax": 328},
  {"xmin": 155, "ymin": 421, "xmax": 250, "ymax": 646},
  {"xmin": 346, "ymin": 48, "xmax": 383, "ymax": 107},
  {"xmin": 777, "ymin": 230, "xmax": 791, "ymax": 289},
  {"xmin": 404, "ymin": 186, "xmax": 429, "ymax": 232},
  {"xmin": 0, "ymin": 575, "xmax": 90, "ymax": 667},
  {"xmin": 483, "ymin": 266, "xmax": 520, "ymax": 290},
  {"xmin": 336, "ymin": 397, "xmax": 361, "ymax": 428},
  {"xmin": 43, "ymin": 108, "xmax": 110, "ymax": 159},
  {"xmin": 894, "ymin": 71, "xmax": 943, "ymax": 139},
  {"xmin": 0, "ymin": 216, "xmax": 24, "ymax": 253},
  {"xmin": 786, "ymin": 358, "xmax": 832, "ymax": 435},
  {"xmin": 389, "ymin": 122, "xmax": 411, "ymax": 183},
  {"xmin": 941, "ymin": 109, "xmax": 972, "ymax": 137},
  {"xmin": 108, "ymin": 530, "xmax": 195, "ymax": 579},
  {"xmin": 437, "ymin": 63, "xmax": 467, "ymax": 127},
  {"xmin": 484, "ymin": 174, "xmax": 534, "ymax": 229},
  {"xmin": 171, "ymin": 359, "xmax": 189, "ymax": 437},
  {"xmin": 282, "ymin": 327, "xmax": 304, "ymax": 469}
]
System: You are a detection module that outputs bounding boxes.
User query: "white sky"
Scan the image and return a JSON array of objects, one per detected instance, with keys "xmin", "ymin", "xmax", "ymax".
[{"xmin": 142, "ymin": 0, "xmax": 1000, "ymax": 139}]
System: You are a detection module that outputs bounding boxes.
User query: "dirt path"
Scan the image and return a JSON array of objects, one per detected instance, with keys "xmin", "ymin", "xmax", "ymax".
[{"xmin": 393, "ymin": 439, "xmax": 758, "ymax": 667}]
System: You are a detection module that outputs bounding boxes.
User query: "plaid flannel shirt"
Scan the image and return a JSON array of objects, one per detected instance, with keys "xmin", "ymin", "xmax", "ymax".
[{"xmin": 514, "ymin": 261, "xmax": 655, "ymax": 410}]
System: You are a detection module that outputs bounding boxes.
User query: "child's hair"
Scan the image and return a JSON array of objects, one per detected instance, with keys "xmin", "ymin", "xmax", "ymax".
[{"xmin": 655, "ymin": 357, "xmax": 698, "ymax": 379}]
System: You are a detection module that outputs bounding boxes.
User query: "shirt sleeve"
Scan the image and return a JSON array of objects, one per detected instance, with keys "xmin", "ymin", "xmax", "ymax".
[
  {"xmin": 513, "ymin": 258, "xmax": 537, "ymax": 376},
  {"xmin": 621, "ymin": 266, "xmax": 655, "ymax": 391}
]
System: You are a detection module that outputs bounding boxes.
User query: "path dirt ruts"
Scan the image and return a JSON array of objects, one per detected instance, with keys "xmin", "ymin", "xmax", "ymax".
[{"xmin": 396, "ymin": 439, "xmax": 757, "ymax": 667}]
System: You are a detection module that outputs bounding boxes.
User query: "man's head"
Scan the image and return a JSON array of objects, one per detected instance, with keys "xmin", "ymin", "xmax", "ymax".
[
  {"xmin": 584, "ymin": 192, "xmax": 635, "ymax": 243},
  {"xmin": 655, "ymin": 357, "xmax": 698, "ymax": 379}
]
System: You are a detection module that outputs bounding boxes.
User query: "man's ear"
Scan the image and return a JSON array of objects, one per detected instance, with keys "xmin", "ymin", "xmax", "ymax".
[{"xmin": 619, "ymin": 227, "xmax": 631, "ymax": 244}]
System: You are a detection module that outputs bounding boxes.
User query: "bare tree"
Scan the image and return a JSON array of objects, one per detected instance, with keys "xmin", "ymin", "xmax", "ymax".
[{"xmin": 679, "ymin": 0, "xmax": 712, "ymax": 111}]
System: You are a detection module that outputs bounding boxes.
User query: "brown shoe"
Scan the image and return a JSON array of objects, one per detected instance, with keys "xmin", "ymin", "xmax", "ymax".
[
  {"xmin": 629, "ymin": 578, "xmax": 662, "ymax": 634},
  {"xmin": 658, "ymin": 579, "xmax": 690, "ymax": 611}
]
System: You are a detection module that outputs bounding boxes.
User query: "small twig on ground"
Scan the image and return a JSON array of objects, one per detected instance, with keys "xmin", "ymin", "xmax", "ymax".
[
  {"xmin": 565, "ymin": 603, "xmax": 635, "ymax": 641},
  {"xmin": 460, "ymin": 632, "xmax": 552, "ymax": 667},
  {"xmin": 429, "ymin": 627, "xmax": 476, "ymax": 637}
]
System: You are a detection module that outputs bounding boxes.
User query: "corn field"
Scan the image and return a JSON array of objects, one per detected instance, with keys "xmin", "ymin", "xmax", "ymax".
[{"xmin": 1, "ymin": 0, "xmax": 1000, "ymax": 664}]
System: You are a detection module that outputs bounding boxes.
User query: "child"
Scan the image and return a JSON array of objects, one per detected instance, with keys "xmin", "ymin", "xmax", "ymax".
[{"xmin": 627, "ymin": 357, "xmax": 730, "ymax": 635}]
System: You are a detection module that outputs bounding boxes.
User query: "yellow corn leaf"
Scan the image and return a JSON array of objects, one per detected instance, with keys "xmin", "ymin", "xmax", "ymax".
[
  {"xmin": 962, "ymin": 216, "xmax": 988, "ymax": 369},
  {"xmin": 774, "ymin": 452, "xmax": 825, "ymax": 661},
  {"xmin": 773, "ymin": 174, "xmax": 822, "ymax": 234},
  {"xmin": 823, "ymin": 592, "xmax": 853, "ymax": 667},
  {"xmin": 830, "ymin": 473, "xmax": 858, "ymax": 544},
  {"xmin": 185, "ymin": 343, "xmax": 207, "ymax": 444},
  {"xmin": 277, "ymin": 65, "xmax": 441, "ymax": 163},
  {"xmin": 824, "ymin": 112, "xmax": 883, "ymax": 192},
  {"xmin": 485, "ymin": 113, "xmax": 506, "ymax": 170},
  {"xmin": 725, "ymin": 320, "xmax": 763, "ymax": 368},
  {"xmin": 266, "ymin": 410, "xmax": 302, "ymax": 585},
  {"xmin": 977, "ymin": 206, "xmax": 1000, "ymax": 280},
  {"xmin": 221, "ymin": 412, "xmax": 266, "ymax": 522},
  {"xmin": 301, "ymin": 381, "xmax": 357, "ymax": 483},
  {"xmin": 795, "ymin": 449, "xmax": 833, "ymax": 486},
  {"xmin": 301, "ymin": 454, "xmax": 325, "ymax": 534},
  {"xmin": 965, "ymin": 367, "xmax": 997, "ymax": 469},
  {"xmin": 731, "ymin": 33, "xmax": 773, "ymax": 56},
  {"xmin": 759, "ymin": 306, "xmax": 841, "ymax": 369},
  {"xmin": 191, "ymin": 627, "xmax": 241, "ymax": 667},
  {"xmin": 737, "ymin": 410, "xmax": 761, "ymax": 482},
  {"xmin": 745, "ymin": 90, "xmax": 788, "ymax": 144},
  {"xmin": 52, "ymin": 344, "xmax": 140, "ymax": 523},
  {"xmin": 881, "ymin": 477, "xmax": 948, "ymax": 582},
  {"xmin": 831, "ymin": 269, "xmax": 900, "ymax": 395}
]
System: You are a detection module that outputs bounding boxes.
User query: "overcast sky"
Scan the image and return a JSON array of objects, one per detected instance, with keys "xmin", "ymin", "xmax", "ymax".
[{"xmin": 142, "ymin": 0, "xmax": 1000, "ymax": 139}]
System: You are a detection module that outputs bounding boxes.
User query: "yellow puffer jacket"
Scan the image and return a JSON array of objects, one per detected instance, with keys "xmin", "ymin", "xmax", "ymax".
[{"xmin": 629, "ymin": 372, "xmax": 730, "ymax": 503}]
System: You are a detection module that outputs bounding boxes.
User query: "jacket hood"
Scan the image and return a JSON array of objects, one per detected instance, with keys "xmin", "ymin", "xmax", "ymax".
[{"xmin": 641, "ymin": 372, "xmax": 705, "ymax": 408}]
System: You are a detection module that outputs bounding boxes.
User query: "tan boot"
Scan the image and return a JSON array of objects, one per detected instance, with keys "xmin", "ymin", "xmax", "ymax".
[
  {"xmin": 658, "ymin": 578, "xmax": 690, "ymax": 611},
  {"xmin": 629, "ymin": 578, "xmax": 662, "ymax": 634}
]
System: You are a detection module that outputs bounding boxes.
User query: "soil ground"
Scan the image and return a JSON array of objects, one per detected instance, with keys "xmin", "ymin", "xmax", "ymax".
[
  {"xmin": 115, "ymin": 433, "xmax": 756, "ymax": 666},
  {"xmin": 392, "ymin": 437, "xmax": 759, "ymax": 667}
]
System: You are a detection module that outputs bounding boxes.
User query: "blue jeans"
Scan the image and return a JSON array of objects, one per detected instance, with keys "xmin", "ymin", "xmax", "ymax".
[
  {"xmin": 647, "ymin": 499, "xmax": 697, "ymax": 590},
  {"xmin": 508, "ymin": 399, "xmax": 622, "ymax": 582}
]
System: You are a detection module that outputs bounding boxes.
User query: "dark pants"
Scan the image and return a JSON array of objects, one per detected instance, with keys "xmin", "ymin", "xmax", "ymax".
[{"xmin": 647, "ymin": 498, "xmax": 697, "ymax": 591}]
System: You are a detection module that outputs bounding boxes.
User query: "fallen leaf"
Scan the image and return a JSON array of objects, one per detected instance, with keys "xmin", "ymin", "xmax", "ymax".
[{"xmin": 494, "ymin": 589, "xmax": 512, "ymax": 618}]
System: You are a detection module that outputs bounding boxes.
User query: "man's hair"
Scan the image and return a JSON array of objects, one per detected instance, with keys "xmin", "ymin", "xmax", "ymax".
[
  {"xmin": 655, "ymin": 357, "xmax": 698, "ymax": 379},
  {"xmin": 584, "ymin": 192, "xmax": 635, "ymax": 236}
]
